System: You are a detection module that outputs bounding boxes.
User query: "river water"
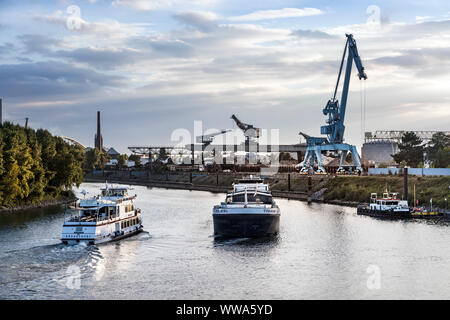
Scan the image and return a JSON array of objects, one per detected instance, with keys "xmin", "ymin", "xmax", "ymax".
[{"xmin": 1, "ymin": 182, "xmax": 449, "ymax": 299}]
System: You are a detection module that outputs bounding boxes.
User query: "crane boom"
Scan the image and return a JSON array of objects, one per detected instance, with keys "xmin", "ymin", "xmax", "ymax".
[
  {"xmin": 196, "ymin": 129, "xmax": 231, "ymax": 144},
  {"xmin": 321, "ymin": 34, "xmax": 367, "ymax": 144},
  {"xmin": 231, "ymin": 114, "xmax": 261, "ymax": 138}
]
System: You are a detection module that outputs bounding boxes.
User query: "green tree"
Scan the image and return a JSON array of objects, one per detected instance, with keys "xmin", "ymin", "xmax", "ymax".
[
  {"xmin": 392, "ymin": 132, "xmax": 424, "ymax": 167},
  {"xmin": 0, "ymin": 123, "xmax": 34, "ymax": 205},
  {"xmin": 117, "ymin": 154, "xmax": 128, "ymax": 168},
  {"xmin": 426, "ymin": 132, "xmax": 450, "ymax": 168},
  {"xmin": 84, "ymin": 148, "xmax": 101, "ymax": 171},
  {"xmin": 98, "ymin": 152, "xmax": 110, "ymax": 170},
  {"xmin": 433, "ymin": 147, "xmax": 450, "ymax": 168},
  {"xmin": 280, "ymin": 152, "xmax": 294, "ymax": 161},
  {"xmin": 25, "ymin": 128, "xmax": 46, "ymax": 202},
  {"xmin": 128, "ymin": 154, "xmax": 141, "ymax": 167},
  {"xmin": 0, "ymin": 122, "xmax": 85, "ymax": 206}
]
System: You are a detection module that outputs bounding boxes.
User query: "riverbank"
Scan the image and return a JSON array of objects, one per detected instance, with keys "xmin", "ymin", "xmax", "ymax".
[
  {"xmin": 0, "ymin": 196, "xmax": 77, "ymax": 214},
  {"xmin": 85, "ymin": 171, "xmax": 450, "ymax": 208}
]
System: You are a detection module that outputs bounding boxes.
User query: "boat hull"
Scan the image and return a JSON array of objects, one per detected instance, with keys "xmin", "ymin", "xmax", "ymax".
[
  {"xmin": 213, "ymin": 213, "xmax": 280, "ymax": 238},
  {"xmin": 357, "ymin": 207, "xmax": 411, "ymax": 219},
  {"xmin": 62, "ymin": 225, "xmax": 143, "ymax": 245}
]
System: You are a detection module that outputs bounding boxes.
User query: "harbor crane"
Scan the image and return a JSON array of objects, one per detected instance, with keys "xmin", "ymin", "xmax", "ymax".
[
  {"xmin": 231, "ymin": 114, "xmax": 261, "ymax": 139},
  {"xmin": 300, "ymin": 34, "xmax": 367, "ymax": 174},
  {"xmin": 195, "ymin": 129, "xmax": 231, "ymax": 164}
]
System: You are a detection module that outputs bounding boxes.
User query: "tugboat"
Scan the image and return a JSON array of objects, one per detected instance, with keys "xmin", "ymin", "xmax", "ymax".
[
  {"xmin": 212, "ymin": 176, "xmax": 280, "ymax": 238},
  {"xmin": 357, "ymin": 192, "xmax": 411, "ymax": 219},
  {"xmin": 61, "ymin": 185, "xmax": 143, "ymax": 244}
]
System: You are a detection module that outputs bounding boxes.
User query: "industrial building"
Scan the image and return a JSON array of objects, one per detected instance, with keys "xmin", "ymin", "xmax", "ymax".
[{"xmin": 362, "ymin": 130, "xmax": 450, "ymax": 166}]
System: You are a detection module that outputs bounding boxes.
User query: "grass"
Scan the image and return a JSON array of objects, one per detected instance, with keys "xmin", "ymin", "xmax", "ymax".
[{"xmin": 323, "ymin": 176, "xmax": 450, "ymax": 207}]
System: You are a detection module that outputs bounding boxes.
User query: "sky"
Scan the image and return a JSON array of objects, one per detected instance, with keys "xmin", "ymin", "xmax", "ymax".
[{"xmin": 0, "ymin": 0, "xmax": 449, "ymax": 153}]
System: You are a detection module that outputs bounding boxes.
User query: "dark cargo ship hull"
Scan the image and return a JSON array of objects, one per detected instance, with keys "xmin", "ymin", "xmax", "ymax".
[{"xmin": 213, "ymin": 213, "xmax": 280, "ymax": 238}]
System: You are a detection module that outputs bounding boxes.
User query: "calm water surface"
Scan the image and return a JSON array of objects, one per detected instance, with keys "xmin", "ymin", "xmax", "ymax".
[{"xmin": 1, "ymin": 182, "xmax": 449, "ymax": 299}]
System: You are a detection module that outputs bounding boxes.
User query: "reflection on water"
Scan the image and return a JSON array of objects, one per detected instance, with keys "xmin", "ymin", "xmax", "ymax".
[{"xmin": 1, "ymin": 182, "xmax": 450, "ymax": 299}]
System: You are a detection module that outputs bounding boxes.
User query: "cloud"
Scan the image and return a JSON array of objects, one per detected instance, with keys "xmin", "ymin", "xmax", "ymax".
[
  {"xmin": 54, "ymin": 47, "xmax": 141, "ymax": 69},
  {"xmin": 228, "ymin": 8, "xmax": 324, "ymax": 21},
  {"xmin": 33, "ymin": 10, "xmax": 145, "ymax": 36},
  {"xmin": 0, "ymin": 42, "xmax": 14, "ymax": 54},
  {"xmin": 112, "ymin": 0, "xmax": 170, "ymax": 11},
  {"xmin": 290, "ymin": 29, "xmax": 336, "ymax": 39},
  {"xmin": 0, "ymin": 61, "xmax": 124, "ymax": 98},
  {"xmin": 173, "ymin": 11, "xmax": 218, "ymax": 32},
  {"xmin": 112, "ymin": 0, "xmax": 215, "ymax": 11},
  {"xmin": 18, "ymin": 34, "xmax": 62, "ymax": 54}
]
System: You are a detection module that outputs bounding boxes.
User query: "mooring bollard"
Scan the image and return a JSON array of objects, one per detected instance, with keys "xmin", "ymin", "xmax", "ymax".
[
  {"xmin": 307, "ymin": 170, "xmax": 312, "ymax": 204},
  {"xmin": 404, "ymin": 167, "xmax": 408, "ymax": 205}
]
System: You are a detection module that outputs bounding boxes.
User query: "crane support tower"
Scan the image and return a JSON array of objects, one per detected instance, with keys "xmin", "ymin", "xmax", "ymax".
[{"xmin": 301, "ymin": 34, "xmax": 367, "ymax": 174}]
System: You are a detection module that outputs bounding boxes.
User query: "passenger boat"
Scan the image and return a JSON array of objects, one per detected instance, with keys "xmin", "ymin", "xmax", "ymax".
[
  {"xmin": 212, "ymin": 176, "xmax": 280, "ymax": 238},
  {"xmin": 357, "ymin": 192, "xmax": 411, "ymax": 219},
  {"xmin": 61, "ymin": 185, "xmax": 143, "ymax": 244}
]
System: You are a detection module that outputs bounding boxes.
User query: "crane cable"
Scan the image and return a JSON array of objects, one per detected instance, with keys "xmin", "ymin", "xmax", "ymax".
[
  {"xmin": 363, "ymin": 80, "xmax": 367, "ymax": 144},
  {"xmin": 360, "ymin": 81, "xmax": 363, "ymax": 145},
  {"xmin": 359, "ymin": 80, "xmax": 367, "ymax": 145}
]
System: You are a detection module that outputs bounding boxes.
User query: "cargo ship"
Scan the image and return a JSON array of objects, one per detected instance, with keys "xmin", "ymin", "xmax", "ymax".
[{"xmin": 212, "ymin": 176, "xmax": 280, "ymax": 238}]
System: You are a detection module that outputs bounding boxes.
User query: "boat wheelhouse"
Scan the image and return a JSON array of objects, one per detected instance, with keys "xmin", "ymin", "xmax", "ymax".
[
  {"xmin": 61, "ymin": 186, "xmax": 143, "ymax": 244},
  {"xmin": 213, "ymin": 176, "xmax": 280, "ymax": 238}
]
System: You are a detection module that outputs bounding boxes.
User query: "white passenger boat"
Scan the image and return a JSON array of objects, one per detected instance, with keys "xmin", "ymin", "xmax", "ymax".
[
  {"xmin": 212, "ymin": 176, "xmax": 280, "ymax": 238},
  {"xmin": 61, "ymin": 185, "xmax": 143, "ymax": 244}
]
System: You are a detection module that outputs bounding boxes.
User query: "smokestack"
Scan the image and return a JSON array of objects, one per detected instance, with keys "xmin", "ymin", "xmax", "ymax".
[
  {"xmin": 0, "ymin": 98, "xmax": 2, "ymax": 125},
  {"xmin": 95, "ymin": 111, "xmax": 103, "ymax": 151},
  {"xmin": 25, "ymin": 117, "xmax": 28, "ymax": 129}
]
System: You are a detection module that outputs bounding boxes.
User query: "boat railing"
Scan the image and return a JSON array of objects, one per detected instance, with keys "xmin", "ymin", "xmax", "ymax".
[{"xmin": 64, "ymin": 206, "xmax": 119, "ymax": 223}]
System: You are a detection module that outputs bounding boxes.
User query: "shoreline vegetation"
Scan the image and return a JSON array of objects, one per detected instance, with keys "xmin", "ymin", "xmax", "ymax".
[
  {"xmin": 0, "ymin": 122, "xmax": 85, "ymax": 210},
  {"xmin": 0, "ymin": 194, "xmax": 77, "ymax": 213},
  {"xmin": 85, "ymin": 172, "xmax": 450, "ymax": 208}
]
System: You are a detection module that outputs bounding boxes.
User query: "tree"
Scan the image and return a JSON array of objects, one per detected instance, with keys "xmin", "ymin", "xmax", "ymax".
[
  {"xmin": 1, "ymin": 123, "xmax": 35, "ymax": 205},
  {"xmin": 128, "ymin": 154, "xmax": 141, "ymax": 167},
  {"xmin": 392, "ymin": 132, "xmax": 424, "ymax": 167},
  {"xmin": 84, "ymin": 148, "xmax": 101, "ymax": 172},
  {"xmin": 0, "ymin": 123, "xmax": 85, "ymax": 206},
  {"xmin": 158, "ymin": 148, "xmax": 168, "ymax": 161},
  {"xmin": 117, "ymin": 154, "xmax": 128, "ymax": 168},
  {"xmin": 280, "ymin": 152, "xmax": 294, "ymax": 161},
  {"xmin": 98, "ymin": 152, "xmax": 110, "ymax": 170},
  {"xmin": 433, "ymin": 147, "xmax": 450, "ymax": 168},
  {"xmin": 426, "ymin": 132, "xmax": 450, "ymax": 168}
]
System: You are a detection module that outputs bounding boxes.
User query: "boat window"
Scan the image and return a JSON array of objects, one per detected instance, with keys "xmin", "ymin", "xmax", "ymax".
[{"xmin": 232, "ymin": 193, "xmax": 272, "ymax": 204}]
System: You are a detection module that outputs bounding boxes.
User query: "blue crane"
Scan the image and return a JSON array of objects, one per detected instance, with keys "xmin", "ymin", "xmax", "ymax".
[{"xmin": 300, "ymin": 34, "xmax": 367, "ymax": 174}]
